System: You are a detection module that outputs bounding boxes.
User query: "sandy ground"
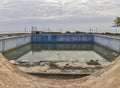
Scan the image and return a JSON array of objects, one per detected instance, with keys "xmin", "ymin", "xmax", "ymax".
[{"xmin": 0, "ymin": 53, "xmax": 120, "ymax": 88}]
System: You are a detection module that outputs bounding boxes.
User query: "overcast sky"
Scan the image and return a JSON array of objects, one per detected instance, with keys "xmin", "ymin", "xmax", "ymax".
[{"xmin": 0, "ymin": 0, "xmax": 120, "ymax": 33}]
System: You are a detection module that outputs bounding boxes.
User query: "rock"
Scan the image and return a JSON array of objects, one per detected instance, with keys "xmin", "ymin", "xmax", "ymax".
[{"xmin": 10, "ymin": 60, "xmax": 16, "ymax": 65}]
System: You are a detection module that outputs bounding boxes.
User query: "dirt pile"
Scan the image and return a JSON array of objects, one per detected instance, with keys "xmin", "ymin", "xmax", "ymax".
[
  {"xmin": 0, "ymin": 53, "xmax": 120, "ymax": 88},
  {"xmin": 0, "ymin": 53, "xmax": 89, "ymax": 88},
  {"xmin": 82, "ymin": 54, "xmax": 120, "ymax": 88}
]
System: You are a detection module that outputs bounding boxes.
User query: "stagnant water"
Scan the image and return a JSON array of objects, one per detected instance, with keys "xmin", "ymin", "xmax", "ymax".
[{"xmin": 2, "ymin": 43, "xmax": 119, "ymax": 79}]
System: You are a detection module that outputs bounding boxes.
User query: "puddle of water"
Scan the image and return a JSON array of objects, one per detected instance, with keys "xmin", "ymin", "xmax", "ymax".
[{"xmin": 2, "ymin": 43, "xmax": 119, "ymax": 77}]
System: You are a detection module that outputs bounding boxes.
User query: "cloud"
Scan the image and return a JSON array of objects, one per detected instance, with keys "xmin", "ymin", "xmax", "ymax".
[
  {"xmin": 0, "ymin": 0, "xmax": 119, "ymax": 33},
  {"xmin": 0, "ymin": 0, "xmax": 119, "ymax": 20}
]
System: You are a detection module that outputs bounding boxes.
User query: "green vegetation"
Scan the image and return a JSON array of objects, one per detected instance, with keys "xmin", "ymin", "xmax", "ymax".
[{"xmin": 113, "ymin": 17, "xmax": 120, "ymax": 27}]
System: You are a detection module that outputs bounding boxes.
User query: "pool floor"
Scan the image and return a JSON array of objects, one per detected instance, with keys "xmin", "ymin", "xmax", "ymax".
[{"xmin": 3, "ymin": 43, "xmax": 119, "ymax": 77}]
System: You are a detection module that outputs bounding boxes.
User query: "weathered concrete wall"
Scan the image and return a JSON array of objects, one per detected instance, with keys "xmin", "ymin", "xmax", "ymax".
[
  {"xmin": 31, "ymin": 34, "xmax": 94, "ymax": 43},
  {"xmin": 31, "ymin": 34, "xmax": 120, "ymax": 52},
  {"xmin": 94, "ymin": 35, "xmax": 120, "ymax": 52},
  {"xmin": 3, "ymin": 44, "xmax": 31, "ymax": 60},
  {"xmin": 93, "ymin": 44, "xmax": 117, "ymax": 61},
  {"xmin": 1, "ymin": 34, "xmax": 120, "ymax": 53},
  {"xmin": 0, "ymin": 36, "xmax": 31, "ymax": 52}
]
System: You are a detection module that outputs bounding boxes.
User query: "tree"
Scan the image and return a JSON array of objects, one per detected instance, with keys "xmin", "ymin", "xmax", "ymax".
[
  {"xmin": 113, "ymin": 17, "xmax": 120, "ymax": 27},
  {"xmin": 113, "ymin": 17, "xmax": 120, "ymax": 33},
  {"xmin": 65, "ymin": 31, "xmax": 71, "ymax": 34}
]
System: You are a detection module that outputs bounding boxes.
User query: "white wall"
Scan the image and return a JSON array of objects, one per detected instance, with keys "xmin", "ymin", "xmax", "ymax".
[
  {"xmin": 0, "ymin": 36, "xmax": 31, "ymax": 52},
  {"xmin": 94, "ymin": 35, "xmax": 120, "ymax": 52}
]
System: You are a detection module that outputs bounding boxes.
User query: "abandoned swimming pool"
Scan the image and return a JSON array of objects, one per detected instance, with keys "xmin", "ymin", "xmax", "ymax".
[
  {"xmin": 2, "ymin": 42, "xmax": 119, "ymax": 79},
  {"xmin": 0, "ymin": 33, "xmax": 120, "ymax": 79}
]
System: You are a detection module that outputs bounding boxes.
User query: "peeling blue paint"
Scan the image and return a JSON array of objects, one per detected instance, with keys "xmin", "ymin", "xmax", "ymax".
[{"xmin": 31, "ymin": 34, "xmax": 94, "ymax": 43}]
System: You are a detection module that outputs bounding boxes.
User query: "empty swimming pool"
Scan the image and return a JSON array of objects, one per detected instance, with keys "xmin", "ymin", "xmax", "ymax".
[{"xmin": 2, "ymin": 43, "xmax": 119, "ymax": 78}]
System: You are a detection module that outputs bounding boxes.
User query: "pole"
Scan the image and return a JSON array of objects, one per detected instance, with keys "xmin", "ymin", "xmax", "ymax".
[
  {"xmin": 24, "ymin": 27, "xmax": 27, "ymax": 36},
  {"xmin": 96, "ymin": 27, "xmax": 97, "ymax": 33},
  {"xmin": 24, "ymin": 27, "xmax": 26, "ymax": 33},
  {"xmin": 59, "ymin": 28, "xmax": 62, "ymax": 33},
  {"xmin": 115, "ymin": 28, "xmax": 117, "ymax": 34},
  {"xmin": 89, "ymin": 27, "xmax": 91, "ymax": 33}
]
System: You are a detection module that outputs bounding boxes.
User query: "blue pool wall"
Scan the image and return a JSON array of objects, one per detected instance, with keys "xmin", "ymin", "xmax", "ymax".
[
  {"xmin": 32, "ymin": 34, "xmax": 120, "ymax": 52},
  {"xmin": 31, "ymin": 34, "xmax": 94, "ymax": 43},
  {"xmin": 0, "ymin": 36, "xmax": 31, "ymax": 52},
  {"xmin": 0, "ymin": 34, "xmax": 120, "ymax": 53}
]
